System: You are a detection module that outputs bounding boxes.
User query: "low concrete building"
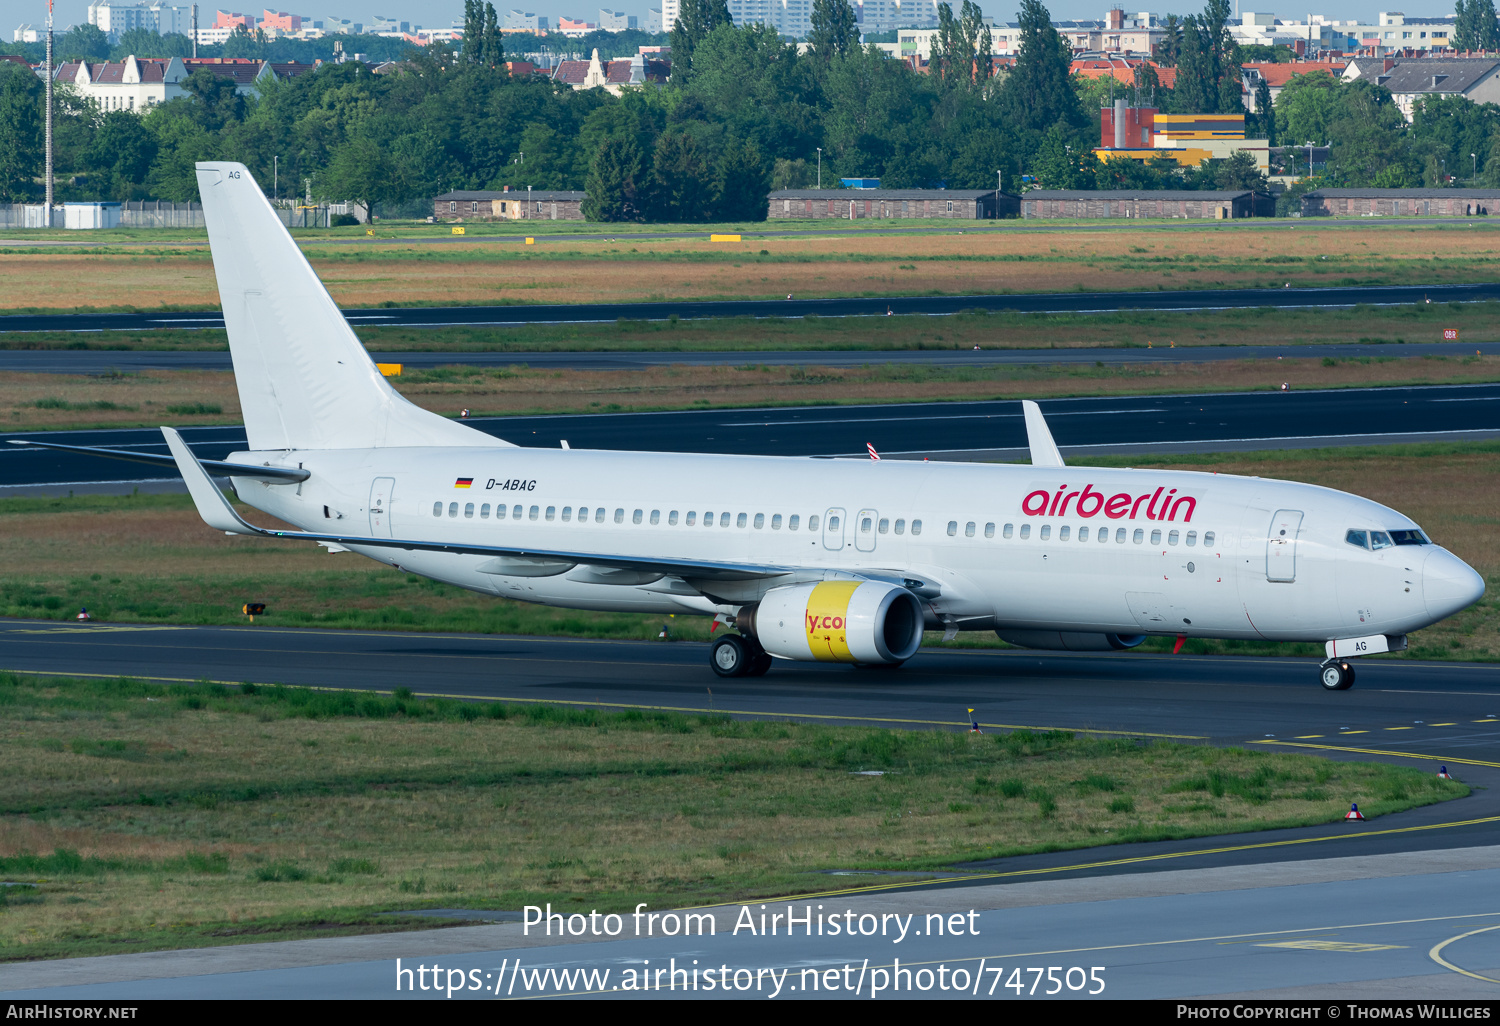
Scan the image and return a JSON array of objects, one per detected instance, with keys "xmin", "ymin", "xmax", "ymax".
[
  {"xmin": 1020, "ymin": 190, "xmax": 1273, "ymax": 219},
  {"xmin": 767, "ymin": 189, "xmax": 1016, "ymax": 220},
  {"xmin": 1301, "ymin": 188, "xmax": 1500, "ymax": 217},
  {"xmin": 434, "ymin": 190, "xmax": 586, "ymax": 221}
]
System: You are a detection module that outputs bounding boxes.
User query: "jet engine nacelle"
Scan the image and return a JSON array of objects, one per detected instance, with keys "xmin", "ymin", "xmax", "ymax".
[
  {"xmin": 996, "ymin": 630, "xmax": 1146, "ymax": 652},
  {"xmin": 741, "ymin": 580, "xmax": 924, "ymax": 664}
]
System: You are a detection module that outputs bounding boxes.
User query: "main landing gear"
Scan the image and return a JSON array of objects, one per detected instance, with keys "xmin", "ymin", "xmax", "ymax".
[
  {"xmin": 1319, "ymin": 660, "xmax": 1356, "ymax": 691},
  {"xmin": 710, "ymin": 633, "xmax": 773, "ymax": 678}
]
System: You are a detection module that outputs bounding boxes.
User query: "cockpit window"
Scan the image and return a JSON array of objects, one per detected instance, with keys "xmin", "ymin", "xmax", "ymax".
[
  {"xmin": 1345, "ymin": 529, "xmax": 1368, "ymax": 549},
  {"xmin": 1389, "ymin": 529, "xmax": 1430, "ymax": 546},
  {"xmin": 1370, "ymin": 531, "xmax": 1394, "ymax": 550}
]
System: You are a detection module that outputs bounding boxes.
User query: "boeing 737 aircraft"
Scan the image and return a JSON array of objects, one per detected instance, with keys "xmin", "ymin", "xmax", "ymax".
[{"xmin": 15, "ymin": 163, "xmax": 1486, "ymax": 690}]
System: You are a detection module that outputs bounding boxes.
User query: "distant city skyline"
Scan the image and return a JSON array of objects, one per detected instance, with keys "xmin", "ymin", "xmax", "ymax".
[{"xmin": 0, "ymin": 0, "xmax": 1464, "ymax": 37}]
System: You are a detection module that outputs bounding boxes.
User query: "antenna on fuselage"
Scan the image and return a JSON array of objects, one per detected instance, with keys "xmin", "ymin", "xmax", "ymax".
[{"xmin": 1022, "ymin": 400, "xmax": 1065, "ymax": 468}]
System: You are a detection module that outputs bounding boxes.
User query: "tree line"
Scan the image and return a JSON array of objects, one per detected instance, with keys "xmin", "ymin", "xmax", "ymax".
[{"xmin": 3, "ymin": 0, "xmax": 1500, "ymax": 220}]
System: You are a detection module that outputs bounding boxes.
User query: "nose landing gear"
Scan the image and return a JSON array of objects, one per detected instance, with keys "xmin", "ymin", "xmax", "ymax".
[
  {"xmin": 710, "ymin": 633, "xmax": 773, "ymax": 678},
  {"xmin": 1320, "ymin": 660, "xmax": 1356, "ymax": 691}
]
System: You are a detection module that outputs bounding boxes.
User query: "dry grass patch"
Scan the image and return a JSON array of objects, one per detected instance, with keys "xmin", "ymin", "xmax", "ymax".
[
  {"xmin": 0, "ymin": 676, "xmax": 1464, "ymax": 960},
  {"xmin": 7, "ymin": 223, "xmax": 1500, "ymax": 312}
]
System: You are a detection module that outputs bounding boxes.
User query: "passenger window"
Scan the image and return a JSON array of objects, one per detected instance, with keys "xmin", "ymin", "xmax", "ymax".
[
  {"xmin": 464, "ymin": 503, "xmax": 475, "ymax": 519},
  {"xmin": 529, "ymin": 505, "xmax": 539, "ymax": 521},
  {"xmin": 576, "ymin": 507, "xmax": 586, "ymax": 522},
  {"xmin": 1132, "ymin": 528, "xmax": 1143, "ymax": 543},
  {"xmin": 754, "ymin": 513, "xmax": 764, "ymax": 529},
  {"xmin": 481, "ymin": 503, "xmax": 491, "ymax": 519},
  {"xmin": 824, "ymin": 515, "xmax": 835, "ymax": 532},
  {"xmin": 594, "ymin": 508, "xmax": 604, "ymax": 523},
  {"xmin": 1099, "ymin": 528, "xmax": 1109, "ymax": 543},
  {"xmin": 1150, "ymin": 529, "xmax": 1161, "ymax": 545},
  {"xmin": 1019, "ymin": 524, "xmax": 1031, "ymax": 539},
  {"xmin": 878, "ymin": 518, "xmax": 889, "ymax": 534},
  {"xmin": 632, "ymin": 509, "xmax": 643, "ymax": 524},
  {"xmin": 810, "ymin": 515, "xmax": 821, "ymax": 531},
  {"xmin": 861, "ymin": 516, "xmax": 872, "ymax": 533},
  {"xmin": 686, "ymin": 511, "xmax": 697, "ymax": 526},
  {"xmin": 790, "ymin": 515, "xmax": 800, "ymax": 530},
  {"xmin": 910, "ymin": 519, "xmax": 921, "ymax": 535},
  {"xmin": 736, "ymin": 513, "xmax": 747, "ymax": 528},
  {"xmin": 1371, "ymin": 531, "xmax": 1394, "ymax": 550},
  {"xmin": 1040, "ymin": 525, "xmax": 1050, "ymax": 540},
  {"xmin": 1059, "ymin": 526, "xmax": 1070, "ymax": 541},
  {"xmin": 561, "ymin": 506, "xmax": 571, "ymax": 521},
  {"xmin": 704, "ymin": 512, "xmax": 715, "ymax": 527},
  {"xmin": 448, "ymin": 502, "xmax": 458, "ymax": 518},
  {"xmin": 1115, "ymin": 528, "xmax": 1126, "ymax": 543},
  {"xmin": 964, "ymin": 521, "xmax": 975, "ymax": 538},
  {"xmin": 947, "ymin": 521, "xmax": 958, "ymax": 537},
  {"xmin": 432, "ymin": 502, "xmax": 442, "ymax": 517},
  {"xmin": 614, "ymin": 508, "xmax": 624, "ymax": 524},
  {"xmin": 1168, "ymin": 530, "xmax": 1179, "ymax": 545},
  {"xmin": 650, "ymin": 510, "xmax": 660, "ymax": 525},
  {"xmin": 1204, "ymin": 531, "xmax": 1216, "ymax": 547},
  {"xmin": 772, "ymin": 514, "xmax": 782, "ymax": 529},
  {"xmin": 894, "ymin": 518, "xmax": 905, "ymax": 535},
  {"xmin": 498, "ymin": 504, "xmax": 508, "ymax": 520},
  {"xmin": 984, "ymin": 522, "xmax": 995, "ymax": 539},
  {"xmin": 1186, "ymin": 531, "xmax": 1197, "ymax": 546},
  {"xmin": 1078, "ymin": 526, "xmax": 1089, "ymax": 541},
  {"xmin": 1003, "ymin": 523, "xmax": 1014, "ymax": 539},
  {"xmin": 669, "ymin": 511, "xmax": 679, "ymax": 525}
]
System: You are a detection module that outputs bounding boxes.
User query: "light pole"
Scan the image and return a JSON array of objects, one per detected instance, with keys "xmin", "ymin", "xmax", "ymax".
[
  {"xmin": 996, "ymin": 169, "xmax": 1002, "ymax": 218},
  {"xmin": 527, "ymin": 184, "xmax": 532, "ymax": 219},
  {"xmin": 1306, "ymin": 140, "xmax": 1314, "ymax": 177},
  {"xmin": 44, "ymin": 0, "xmax": 53, "ymax": 225},
  {"xmin": 1473, "ymin": 152, "xmax": 1478, "ymax": 181},
  {"xmin": 816, "ymin": 147, "xmax": 822, "ymax": 190},
  {"xmin": 1441, "ymin": 157, "xmax": 1446, "ymax": 185},
  {"xmin": 273, "ymin": 155, "xmax": 278, "ymax": 199}
]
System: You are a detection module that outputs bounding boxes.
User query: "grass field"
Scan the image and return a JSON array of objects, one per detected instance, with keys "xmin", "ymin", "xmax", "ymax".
[
  {"xmin": 2, "ymin": 352, "xmax": 1498, "ymax": 432},
  {"xmin": 0, "ymin": 441, "xmax": 1496, "ymax": 662},
  {"xmin": 0, "ymin": 674, "xmax": 1464, "ymax": 961},
  {"xmin": 5, "ymin": 223, "xmax": 1500, "ymax": 313}
]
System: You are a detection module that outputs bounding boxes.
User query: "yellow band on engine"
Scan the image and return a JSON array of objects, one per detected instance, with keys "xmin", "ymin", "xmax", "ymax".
[{"xmin": 804, "ymin": 581, "xmax": 860, "ymax": 662}]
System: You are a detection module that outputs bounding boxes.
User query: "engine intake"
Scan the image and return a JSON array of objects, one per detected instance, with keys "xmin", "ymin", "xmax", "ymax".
[
  {"xmin": 995, "ymin": 630, "xmax": 1146, "ymax": 652},
  {"xmin": 742, "ymin": 580, "xmax": 924, "ymax": 664}
]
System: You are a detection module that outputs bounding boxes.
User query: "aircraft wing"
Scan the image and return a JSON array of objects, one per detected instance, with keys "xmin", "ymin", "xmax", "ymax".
[
  {"xmin": 7, "ymin": 439, "xmax": 310, "ymax": 484},
  {"xmin": 160, "ymin": 427, "xmax": 793, "ymax": 582}
]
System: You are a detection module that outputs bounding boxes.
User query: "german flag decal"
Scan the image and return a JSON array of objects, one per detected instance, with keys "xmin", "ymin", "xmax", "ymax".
[{"xmin": 454, "ymin": 477, "xmax": 473, "ymax": 489}]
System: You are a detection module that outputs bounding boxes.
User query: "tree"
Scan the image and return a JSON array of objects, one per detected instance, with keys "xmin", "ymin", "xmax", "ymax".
[
  {"xmin": 1173, "ymin": 15, "xmax": 1209, "ymax": 113},
  {"xmin": 808, "ymin": 0, "xmax": 858, "ymax": 59},
  {"xmin": 320, "ymin": 134, "xmax": 394, "ymax": 216},
  {"xmin": 461, "ymin": 0, "xmax": 481, "ymax": 64},
  {"xmin": 1154, "ymin": 14, "xmax": 1181, "ymax": 67},
  {"xmin": 582, "ymin": 136, "xmax": 646, "ymax": 221},
  {"xmin": 1211, "ymin": 150, "xmax": 1267, "ymax": 190},
  {"xmin": 646, "ymin": 131, "xmax": 715, "ymax": 220},
  {"xmin": 110, "ymin": 27, "xmax": 192, "ymax": 60},
  {"xmin": 59, "ymin": 24, "xmax": 109, "ymax": 61},
  {"xmin": 929, "ymin": 2, "xmax": 963, "ymax": 85},
  {"xmin": 1001, "ymin": 0, "xmax": 1083, "ymax": 135},
  {"xmin": 481, "ymin": 3, "xmax": 503, "ymax": 67},
  {"xmin": 715, "ymin": 139, "xmax": 770, "ymax": 220},
  {"xmin": 668, "ymin": 0, "xmax": 732, "ymax": 84},
  {"xmin": 85, "ymin": 109, "xmax": 158, "ymax": 199},
  {"xmin": 1455, "ymin": 0, "xmax": 1500, "ymax": 51},
  {"xmin": 0, "ymin": 65, "xmax": 42, "ymax": 201},
  {"xmin": 959, "ymin": 0, "xmax": 994, "ymax": 90},
  {"xmin": 182, "ymin": 67, "xmax": 246, "ymax": 131}
]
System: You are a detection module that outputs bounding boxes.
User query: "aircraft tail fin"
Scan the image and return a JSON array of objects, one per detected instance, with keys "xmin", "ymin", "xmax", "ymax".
[{"xmin": 193, "ymin": 162, "xmax": 505, "ymax": 451}]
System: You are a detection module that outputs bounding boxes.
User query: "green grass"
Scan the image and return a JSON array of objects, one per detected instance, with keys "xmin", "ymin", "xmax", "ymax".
[{"xmin": 0, "ymin": 672, "xmax": 1467, "ymax": 961}]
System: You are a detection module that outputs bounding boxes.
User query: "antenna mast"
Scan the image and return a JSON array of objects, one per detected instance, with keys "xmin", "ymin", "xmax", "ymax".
[{"xmin": 44, "ymin": 0, "xmax": 53, "ymax": 226}]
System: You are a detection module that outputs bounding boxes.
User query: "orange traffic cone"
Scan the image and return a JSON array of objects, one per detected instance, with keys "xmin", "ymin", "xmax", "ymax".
[{"xmin": 1345, "ymin": 803, "xmax": 1365, "ymax": 821}]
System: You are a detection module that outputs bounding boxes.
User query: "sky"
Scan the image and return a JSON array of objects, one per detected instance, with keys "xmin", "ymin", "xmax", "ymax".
[{"xmin": 0, "ymin": 1, "xmax": 1460, "ymax": 36}]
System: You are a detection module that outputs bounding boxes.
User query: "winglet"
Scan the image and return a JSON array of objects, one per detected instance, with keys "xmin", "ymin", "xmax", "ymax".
[
  {"xmin": 1022, "ymin": 400, "xmax": 1065, "ymax": 467},
  {"xmin": 161, "ymin": 427, "xmax": 260, "ymax": 535}
]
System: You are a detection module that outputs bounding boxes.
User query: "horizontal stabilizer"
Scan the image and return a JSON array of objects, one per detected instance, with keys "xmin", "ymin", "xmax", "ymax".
[{"xmin": 8, "ymin": 438, "xmax": 309, "ymax": 483}]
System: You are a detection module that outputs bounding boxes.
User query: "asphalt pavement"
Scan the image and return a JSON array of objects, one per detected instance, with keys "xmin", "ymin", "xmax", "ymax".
[
  {"xmin": 3, "ymin": 384, "xmax": 1498, "ymax": 493},
  {"xmin": 0, "ymin": 340, "xmax": 1489, "ymax": 375},
  {"xmin": 2, "ymin": 281, "xmax": 1497, "ymax": 333}
]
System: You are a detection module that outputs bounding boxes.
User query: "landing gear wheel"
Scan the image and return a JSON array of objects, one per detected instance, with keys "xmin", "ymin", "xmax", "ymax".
[
  {"xmin": 711, "ymin": 634, "xmax": 749, "ymax": 677},
  {"xmin": 747, "ymin": 651, "xmax": 773, "ymax": 677},
  {"xmin": 1319, "ymin": 661, "xmax": 1355, "ymax": 691}
]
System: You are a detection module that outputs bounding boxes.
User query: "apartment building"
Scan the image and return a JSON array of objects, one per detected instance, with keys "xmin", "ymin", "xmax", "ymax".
[
  {"xmin": 87, "ymin": 2, "xmax": 191, "ymax": 39},
  {"xmin": 598, "ymin": 9, "xmax": 636, "ymax": 31},
  {"xmin": 55, "ymin": 54, "xmax": 316, "ymax": 111}
]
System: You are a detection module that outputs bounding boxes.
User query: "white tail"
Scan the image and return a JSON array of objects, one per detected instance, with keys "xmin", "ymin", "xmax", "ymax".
[{"xmin": 194, "ymin": 162, "xmax": 505, "ymax": 452}]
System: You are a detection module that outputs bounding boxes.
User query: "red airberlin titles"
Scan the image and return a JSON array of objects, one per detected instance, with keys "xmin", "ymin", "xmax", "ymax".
[{"xmin": 1021, "ymin": 484, "xmax": 1197, "ymax": 523}]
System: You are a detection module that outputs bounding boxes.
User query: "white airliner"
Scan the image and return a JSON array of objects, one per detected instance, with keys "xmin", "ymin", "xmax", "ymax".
[{"xmin": 16, "ymin": 163, "xmax": 1485, "ymax": 690}]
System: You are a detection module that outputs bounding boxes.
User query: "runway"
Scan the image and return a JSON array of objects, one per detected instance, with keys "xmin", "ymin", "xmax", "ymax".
[
  {"xmin": 4, "ymin": 617, "xmax": 1500, "ymax": 999},
  {"xmin": 4, "ymin": 384, "xmax": 1499, "ymax": 493},
  {"xmin": 2, "ymin": 281, "xmax": 1497, "ymax": 333},
  {"xmin": 0, "ymin": 340, "xmax": 1488, "ymax": 375}
]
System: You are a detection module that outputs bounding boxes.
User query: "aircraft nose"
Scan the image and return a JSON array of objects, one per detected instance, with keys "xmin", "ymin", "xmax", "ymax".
[{"xmin": 1423, "ymin": 548, "xmax": 1486, "ymax": 621}]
